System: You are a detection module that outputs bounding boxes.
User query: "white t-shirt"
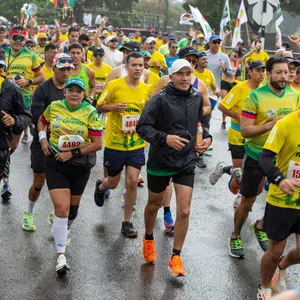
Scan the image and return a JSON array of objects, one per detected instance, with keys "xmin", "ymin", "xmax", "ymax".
[{"xmin": 102, "ymin": 45, "xmax": 123, "ymax": 68}]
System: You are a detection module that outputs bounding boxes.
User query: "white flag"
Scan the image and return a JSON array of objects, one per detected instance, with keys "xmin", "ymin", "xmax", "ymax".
[
  {"xmin": 231, "ymin": 0, "xmax": 248, "ymax": 48},
  {"xmin": 189, "ymin": 5, "xmax": 212, "ymax": 40},
  {"xmin": 219, "ymin": 0, "xmax": 231, "ymax": 39},
  {"xmin": 179, "ymin": 13, "xmax": 194, "ymax": 25},
  {"xmin": 275, "ymin": 0, "xmax": 284, "ymax": 47}
]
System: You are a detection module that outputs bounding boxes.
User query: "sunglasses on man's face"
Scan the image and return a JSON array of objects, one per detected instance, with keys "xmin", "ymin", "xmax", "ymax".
[
  {"xmin": 94, "ymin": 53, "xmax": 104, "ymax": 58},
  {"xmin": 0, "ymin": 64, "xmax": 5, "ymax": 69},
  {"xmin": 26, "ymin": 44, "xmax": 36, "ymax": 48},
  {"xmin": 110, "ymin": 39, "xmax": 117, "ymax": 43},
  {"xmin": 212, "ymin": 40, "xmax": 221, "ymax": 44},
  {"xmin": 80, "ymin": 43, "xmax": 89, "ymax": 47},
  {"xmin": 12, "ymin": 35, "xmax": 25, "ymax": 42}
]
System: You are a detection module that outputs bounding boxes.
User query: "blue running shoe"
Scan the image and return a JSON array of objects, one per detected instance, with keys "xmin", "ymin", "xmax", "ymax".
[
  {"xmin": 104, "ymin": 189, "xmax": 111, "ymax": 198},
  {"xmin": 164, "ymin": 211, "xmax": 174, "ymax": 232}
]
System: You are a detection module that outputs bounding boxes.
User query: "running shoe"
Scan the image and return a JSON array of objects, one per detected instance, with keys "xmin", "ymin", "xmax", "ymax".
[
  {"xmin": 221, "ymin": 121, "xmax": 226, "ymax": 129},
  {"xmin": 121, "ymin": 222, "xmax": 138, "ymax": 238},
  {"xmin": 21, "ymin": 134, "xmax": 28, "ymax": 144},
  {"xmin": 22, "ymin": 210, "xmax": 36, "ymax": 231},
  {"xmin": 104, "ymin": 189, "xmax": 111, "ymax": 199},
  {"xmin": 233, "ymin": 194, "xmax": 242, "ymax": 209},
  {"xmin": 209, "ymin": 162, "xmax": 225, "ymax": 185},
  {"xmin": 66, "ymin": 229, "xmax": 71, "ymax": 247},
  {"xmin": 94, "ymin": 180, "xmax": 105, "ymax": 207},
  {"xmin": 228, "ymin": 168, "xmax": 241, "ymax": 194},
  {"xmin": 138, "ymin": 175, "xmax": 144, "ymax": 187},
  {"xmin": 164, "ymin": 211, "xmax": 174, "ymax": 232},
  {"xmin": 168, "ymin": 255, "xmax": 186, "ymax": 277},
  {"xmin": 228, "ymin": 235, "xmax": 244, "ymax": 258},
  {"xmin": 1, "ymin": 182, "xmax": 12, "ymax": 200},
  {"xmin": 196, "ymin": 155, "xmax": 207, "ymax": 168},
  {"xmin": 272, "ymin": 264, "xmax": 287, "ymax": 293},
  {"xmin": 120, "ymin": 189, "xmax": 126, "ymax": 202},
  {"xmin": 56, "ymin": 254, "xmax": 70, "ymax": 273},
  {"xmin": 257, "ymin": 285, "xmax": 272, "ymax": 300},
  {"xmin": 251, "ymin": 221, "xmax": 268, "ymax": 252},
  {"xmin": 48, "ymin": 212, "xmax": 54, "ymax": 225},
  {"xmin": 142, "ymin": 237, "xmax": 156, "ymax": 263}
]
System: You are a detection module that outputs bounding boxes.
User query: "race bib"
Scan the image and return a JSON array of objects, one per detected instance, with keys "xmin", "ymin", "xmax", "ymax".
[
  {"xmin": 287, "ymin": 160, "xmax": 300, "ymax": 180},
  {"xmin": 95, "ymin": 82, "xmax": 105, "ymax": 93},
  {"xmin": 122, "ymin": 115, "xmax": 140, "ymax": 133},
  {"xmin": 58, "ymin": 135, "xmax": 85, "ymax": 151}
]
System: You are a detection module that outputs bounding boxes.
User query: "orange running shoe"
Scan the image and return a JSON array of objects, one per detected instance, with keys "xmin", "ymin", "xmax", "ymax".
[
  {"xmin": 228, "ymin": 168, "xmax": 242, "ymax": 195},
  {"xmin": 142, "ymin": 237, "xmax": 156, "ymax": 263},
  {"xmin": 168, "ymin": 255, "xmax": 186, "ymax": 277}
]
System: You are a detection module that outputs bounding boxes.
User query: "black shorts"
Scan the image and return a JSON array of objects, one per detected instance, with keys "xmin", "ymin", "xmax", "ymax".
[
  {"xmin": 221, "ymin": 80, "xmax": 235, "ymax": 92},
  {"xmin": 240, "ymin": 155, "xmax": 265, "ymax": 198},
  {"xmin": 30, "ymin": 139, "xmax": 45, "ymax": 174},
  {"xmin": 104, "ymin": 147, "xmax": 145, "ymax": 177},
  {"xmin": 147, "ymin": 166, "xmax": 195, "ymax": 193},
  {"xmin": 201, "ymin": 114, "xmax": 211, "ymax": 130},
  {"xmin": 263, "ymin": 203, "xmax": 300, "ymax": 241},
  {"xmin": 228, "ymin": 143, "xmax": 245, "ymax": 160},
  {"xmin": 45, "ymin": 155, "xmax": 90, "ymax": 195}
]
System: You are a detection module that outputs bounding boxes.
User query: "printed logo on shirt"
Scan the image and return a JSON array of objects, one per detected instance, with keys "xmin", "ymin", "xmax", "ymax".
[
  {"xmin": 52, "ymin": 124, "xmax": 60, "ymax": 129},
  {"xmin": 54, "ymin": 115, "xmax": 62, "ymax": 122},
  {"xmin": 266, "ymin": 108, "xmax": 276, "ymax": 118}
]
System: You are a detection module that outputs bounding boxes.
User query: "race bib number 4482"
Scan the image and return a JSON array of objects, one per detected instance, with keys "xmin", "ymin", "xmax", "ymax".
[{"xmin": 58, "ymin": 135, "xmax": 85, "ymax": 151}]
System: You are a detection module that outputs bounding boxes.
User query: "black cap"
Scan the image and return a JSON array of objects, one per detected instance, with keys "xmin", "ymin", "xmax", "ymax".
[
  {"xmin": 192, "ymin": 39, "xmax": 200, "ymax": 45},
  {"xmin": 286, "ymin": 57, "xmax": 300, "ymax": 67},
  {"xmin": 163, "ymin": 32, "xmax": 168, "ymax": 36},
  {"xmin": 178, "ymin": 46, "xmax": 198, "ymax": 59},
  {"xmin": 248, "ymin": 60, "xmax": 266, "ymax": 70},
  {"xmin": 93, "ymin": 47, "xmax": 105, "ymax": 53},
  {"xmin": 119, "ymin": 42, "xmax": 141, "ymax": 52}
]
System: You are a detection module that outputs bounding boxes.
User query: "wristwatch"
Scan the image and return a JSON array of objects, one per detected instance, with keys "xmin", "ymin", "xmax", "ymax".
[{"xmin": 28, "ymin": 79, "xmax": 33, "ymax": 86}]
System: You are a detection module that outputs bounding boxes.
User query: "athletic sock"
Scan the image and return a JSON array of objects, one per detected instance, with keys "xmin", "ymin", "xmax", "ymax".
[
  {"xmin": 172, "ymin": 248, "xmax": 181, "ymax": 257},
  {"xmin": 223, "ymin": 166, "xmax": 232, "ymax": 175},
  {"xmin": 67, "ymin": 219, "xmax": 75, "ymax": 228},
  {"xmin": 163, "ymin": 207, "xmax": 170, "ymax": 215},
  {"xmin": 53, "ymin": 216, "xmax": 68, "ymax": 253},
  {"xmin": 27, "ymin": 200, "xmax": 36, "ymax": 214},
  {"xmin": 145, "ymin": 233, "xmax": 154, "ymax": 240}
]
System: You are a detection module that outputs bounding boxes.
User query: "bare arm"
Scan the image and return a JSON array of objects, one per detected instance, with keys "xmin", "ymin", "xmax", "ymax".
[
  {"xmin": 105, "ymin": 67, "xmax": 120, "ymax": 85},
  {"xmin": 288, "ymin": 35, "xmax": 300, "ymax": 51},
  {"xmin": 240, "ymin": 115, "xmax": 283, "ymax": 138},
  {"xmin": 151, "ymin": 76, "xmax": 169, "ymax": 96},
  {"xmin": 86, "ymin": 67, "xmax": 96, "ymax": 98},
  {"xmin": 94, "ymin": 17, "xmax": 107, "ymax": 47},
  {"xmin": 221, "ymin": 30, "xmax": 230, "ymax": 52},
  {"xmin": 237, "ymin": 48, "xmax": 256, "ymax": 65},
  {"xmin": 218, "ymin": 103, "xmax": 240, "ymax": 121},
  {"xmin": 96, "ymin": 103, "xmax": 126, "ymax": 113},
  {"xmin": 51, "ymin": 19, "xmax": 60, "ymax": 44},
  {"xmin": 198, "ymin": 79, "xmax": 211, "ymax": 115},
  {"xmin": 32, "ymin": 69, "xmax": 45, "ymax": 85}
]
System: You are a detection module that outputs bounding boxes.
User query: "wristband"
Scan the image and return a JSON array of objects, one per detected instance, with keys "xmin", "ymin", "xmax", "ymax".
[
  {"xmin": 71, "ymin": 148, "xmax": 82, "ymax": 158},
  {"xmin": 38, "ymin": 131, "xmax": 47, "ymax": 142}
]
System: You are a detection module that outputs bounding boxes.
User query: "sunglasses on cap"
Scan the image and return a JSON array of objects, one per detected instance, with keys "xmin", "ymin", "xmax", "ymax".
[
  {"xmin": 93, "ymin": 52, "xmax": 104, "ymax": 58},
  {"xmin": 110, "ymin": 39, "xmax": 117, "ymax": 43},
  {"xmin": 58, "ymin": 57, "xmax": 73, "ymax": 64},
  {"xmin": 12, "ymin": 35, "xmax": 25, "ymax": 42}
]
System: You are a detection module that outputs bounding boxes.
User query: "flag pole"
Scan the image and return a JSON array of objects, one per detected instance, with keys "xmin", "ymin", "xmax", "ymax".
[{"xmin": 245, "ymin": 22, "xmax": 250, "ymax": 47}]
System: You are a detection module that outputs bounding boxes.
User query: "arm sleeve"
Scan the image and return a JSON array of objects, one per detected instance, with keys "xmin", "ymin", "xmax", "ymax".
[
  {"xmin": 224, "ymin": 55, "xmax": 233, "ymax": 77},
  {"xmin": 31, "ymin": 85, "xmax": 47, "ymax": 125},
  {"xmin": 88, "ymin": 109, "xmax": 103, "ymax": 136},
  {"xmin": 11, "ymin": 85, "xmax": 32, "ymax": 135},
  {"xmin": 136, "ymin": 95, "xmax": 168, "ymax": 146}
]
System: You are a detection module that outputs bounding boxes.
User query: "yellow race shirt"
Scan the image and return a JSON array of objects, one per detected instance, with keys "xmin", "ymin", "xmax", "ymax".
[
  {"xmin": 149, "ymin": 51, "xmax": 167, "ymax": 76},
  {"xmin": 221, "ymin": 80, "xmax": 253, "ymax": 146},
  {"xmin": 0, "ymin": 76, "xmax": 4, "ymax": 90},
  {"xmin": 5, "ymin": 48, "xmax": 41, "ymax": 104},
  {"xmin": 264, "ymin": 111, "xmax": 300, "ymax": 209},
  {"xmin": 242, "ymin": 84, "xmax": 300, "ymax": 161},
  {"xmin": 59, "ymin": 32, "xmax": 68, "ymax": 43},
  {"xmin": 97, "ymin": 77, "xmax": 150, "ymax": 151},
  {"xmin": 42, "ymin": 63, "xmax": 54, "ymax": 81},
  {"xmin": 147, "ymin": 71, "xmax": 160, "ymax": 94},
  {"xmin": 133, "ymin": 37, "xmax": 141, "ymax": 43},
  {"xmin": 156, "ymin": 38, "xmax": 163, "ymax": 50},
  {"xmin": 41, "ymin": 99, "xmax": 102, "ymax": 152},
  {"xmin": 87, "ymin": 62, "xmax": 112, "ymax": 100},
  {"xmin": 194, "ymin": 69, "xmax": 215, "ymax": 88},
  {"xmin": 246, "ymin": 50, "xmax": 269, "ymax": 65}
]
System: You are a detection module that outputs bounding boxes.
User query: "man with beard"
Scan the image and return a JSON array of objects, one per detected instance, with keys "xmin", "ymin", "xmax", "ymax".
[
  {"xmin": 146, "ymin": 37, "xmax": 167, "ymax": 76},
  {"xmin": 23, "ymin": 53, "xmax": 74, "ymax": 231},
  {"xmin": 228, "ymin": 57, "xmax": 300, "ymax": 260}
]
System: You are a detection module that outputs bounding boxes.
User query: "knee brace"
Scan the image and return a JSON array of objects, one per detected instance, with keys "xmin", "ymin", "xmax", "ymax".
[{"xmin": 68, "ymin": 205, "xmax": 79, "ymax": 221}]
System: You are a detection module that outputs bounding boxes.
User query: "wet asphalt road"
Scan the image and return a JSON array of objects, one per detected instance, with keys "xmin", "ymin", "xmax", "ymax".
[{"xmin": 0, "ymin": 109, "xmax": 299, "ymax": 300}]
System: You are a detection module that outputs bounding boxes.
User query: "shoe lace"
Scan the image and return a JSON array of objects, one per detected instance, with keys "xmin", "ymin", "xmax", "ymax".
[
  {"xmin": 257, "ymin": 229, "xmax": 268, "ymax": 242},
  {"xmin": 172, "ymin": 255, "xmax": 183, "ymax": 269},
  {"xmin": 25, "ymin": 213, "xmax": 34, "ymax": 226},
  {"xmin": 278, "ymin": 268, "xmax": 287, "ymax": 281},
  {"xmin": 233, "ymin": 237, "xmax": 243, "ymax": 249},
  {"xmin": 145, "ymin": 240, "xmax": 154, "ymax": 252}
]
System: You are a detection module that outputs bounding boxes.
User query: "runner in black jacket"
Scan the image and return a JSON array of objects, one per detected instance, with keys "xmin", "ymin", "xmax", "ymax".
[{"xmin": 136, "ymin": 59, "xmax": 212, "ymax": 276}]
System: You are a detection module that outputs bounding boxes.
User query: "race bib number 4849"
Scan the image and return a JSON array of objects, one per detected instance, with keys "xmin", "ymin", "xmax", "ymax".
[{"xmin": 122, "ymin": 115, "xmax": 140, "ymax": 133}]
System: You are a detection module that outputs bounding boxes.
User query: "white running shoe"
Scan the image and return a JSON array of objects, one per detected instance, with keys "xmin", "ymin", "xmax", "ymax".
[
  {"xmin": 56, "ymin": 254, "xmax": 70, "ymax": 273},
  {"xmin": 272, "ymin": 265, "xmax": 287, "ymax": 293},
  {"xmin": 257, "ymin": 286, "xmax": 272, "ymax": 300},
  {"xmin": 209, "ymin": 162, "xmax": 224, "ymax": 185}
]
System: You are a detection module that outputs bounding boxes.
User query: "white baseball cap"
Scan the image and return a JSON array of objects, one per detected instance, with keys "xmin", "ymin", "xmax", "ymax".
[
  {"xmin": 146, "ymin": 37, "xmax": 156, "ymax": 44},
  {"xmin": 169, "ymin": 59, "xmax": 194, "ymax": 75}
]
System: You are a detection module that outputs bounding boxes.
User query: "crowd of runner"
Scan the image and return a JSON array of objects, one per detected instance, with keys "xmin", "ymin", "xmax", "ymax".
[{"xmin": 0, "ymin": 15, "xmax": 300, "ymax": 300}]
